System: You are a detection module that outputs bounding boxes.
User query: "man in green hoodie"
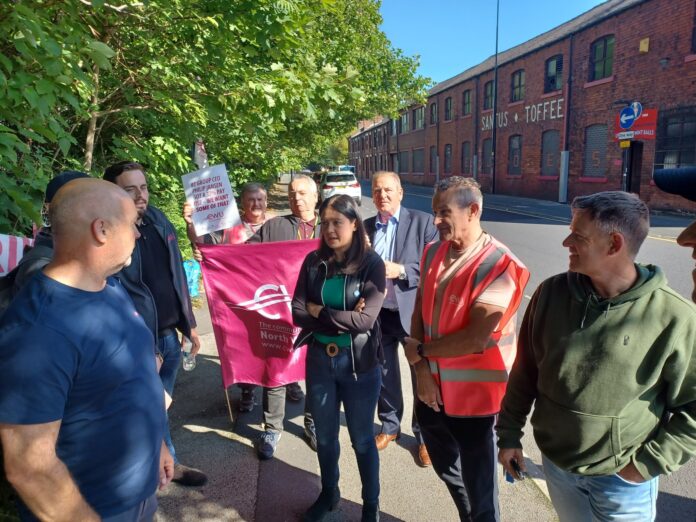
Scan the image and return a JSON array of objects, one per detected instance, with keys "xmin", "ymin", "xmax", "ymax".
[{"xmin": 496, "ymin": 190, "xmax": 696, "ymax": 521}]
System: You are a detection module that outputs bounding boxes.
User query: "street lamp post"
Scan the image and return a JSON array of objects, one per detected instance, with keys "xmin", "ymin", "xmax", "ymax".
[{"xmin": 491, "ymin": 0, "xmax": 500, "ymax": 194}]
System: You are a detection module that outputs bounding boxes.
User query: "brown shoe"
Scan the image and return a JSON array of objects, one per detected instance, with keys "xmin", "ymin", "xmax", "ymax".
[
  {"xmin": 375, "ymin": 433, "xmax": 398, "ymax": 451},
  {"xmin": 418, "ymin": 444, "xmax": 432, "ymax": 467}
]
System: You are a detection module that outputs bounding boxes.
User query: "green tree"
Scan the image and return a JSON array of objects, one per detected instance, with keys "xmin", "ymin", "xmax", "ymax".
[{"xmin": 0, "ymin": 0, "xmax": 430, "ymax": 236}]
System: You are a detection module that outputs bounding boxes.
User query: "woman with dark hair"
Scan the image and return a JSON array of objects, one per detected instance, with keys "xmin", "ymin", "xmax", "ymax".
[{"xmin": 292, "ymin": 194, "xmax": 386, "ymax": 522}]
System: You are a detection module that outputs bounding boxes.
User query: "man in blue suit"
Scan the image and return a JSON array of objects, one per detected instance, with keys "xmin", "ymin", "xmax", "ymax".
[{"xmin": 365, "ymin": 171, "xmax": 437, "ymax": 466}]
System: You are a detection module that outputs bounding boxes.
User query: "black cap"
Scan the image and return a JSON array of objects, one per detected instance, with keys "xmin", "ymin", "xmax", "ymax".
[
  {"xmin": 45, "ymin": 171, "xmax": 90, "ymax": 203},
  {"xmin": 653, "ymin": 167, "xmax": 696, "ymax": 203}
]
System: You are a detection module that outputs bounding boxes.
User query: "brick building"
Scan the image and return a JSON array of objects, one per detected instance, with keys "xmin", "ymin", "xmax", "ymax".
[{"xmin": 348, "ymin": 0, "xmax": 696, "ymax": 210}]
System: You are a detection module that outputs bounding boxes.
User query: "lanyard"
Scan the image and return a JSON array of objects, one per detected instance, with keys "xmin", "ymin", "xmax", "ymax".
[{"xmin": 297, "ymin": 216, "xmax": 318, "ymax": 240}]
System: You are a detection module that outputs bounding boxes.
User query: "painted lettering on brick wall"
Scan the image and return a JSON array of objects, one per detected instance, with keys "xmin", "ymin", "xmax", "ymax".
[{"xmin": 481, "ymin": 97, "xmax": 564, "ymax": 131}]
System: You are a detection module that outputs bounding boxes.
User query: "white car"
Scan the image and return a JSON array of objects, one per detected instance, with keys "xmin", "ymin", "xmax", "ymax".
[{"xmin": 319, "ymin": 172, "xmax": 362, "ymax": 205}]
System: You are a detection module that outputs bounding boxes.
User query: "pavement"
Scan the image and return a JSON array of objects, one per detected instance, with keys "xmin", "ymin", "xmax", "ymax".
[{"xmin": 156, "ymin": 179, "xmax": 559, "ymax": 521}]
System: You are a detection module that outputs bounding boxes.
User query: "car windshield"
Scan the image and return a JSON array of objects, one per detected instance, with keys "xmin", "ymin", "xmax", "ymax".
[{"xmin": 324, "ymin": 174, "xmax": 355, "ymax": 183}]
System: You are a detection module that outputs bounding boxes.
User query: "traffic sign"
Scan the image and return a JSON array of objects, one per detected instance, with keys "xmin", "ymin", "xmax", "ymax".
[
  {"xmin": 614, "ymin": 105, "xmax": 658, "ymax": 141},
  {"xmin": 620, "ymin": 106, "xmax": 636, "ymax": 129}
]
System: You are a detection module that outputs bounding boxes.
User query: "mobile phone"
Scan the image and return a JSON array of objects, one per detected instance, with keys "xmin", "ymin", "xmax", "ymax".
[{"xmin": 510, "ymin": 458, "xmax": 529, "ymax": 480}]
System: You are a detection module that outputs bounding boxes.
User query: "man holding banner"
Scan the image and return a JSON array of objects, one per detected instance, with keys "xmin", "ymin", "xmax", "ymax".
[
  {"xmin": 183, "ymin": 181, "xmax": 269, "ymax": 413},
  {"xmin": 247, "ymin": 174, "xmax": 320, "ymax": 460}
]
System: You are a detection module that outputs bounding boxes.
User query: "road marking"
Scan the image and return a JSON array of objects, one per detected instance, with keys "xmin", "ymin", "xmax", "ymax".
[{"xmin": 402, "ymin": 191, "xmax": 679, "ymax": 243}]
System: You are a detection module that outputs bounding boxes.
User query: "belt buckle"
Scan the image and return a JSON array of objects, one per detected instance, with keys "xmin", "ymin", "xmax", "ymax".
[{"xmin": 325, "ymin": 343, "xmax": 339, "ymax": 357}]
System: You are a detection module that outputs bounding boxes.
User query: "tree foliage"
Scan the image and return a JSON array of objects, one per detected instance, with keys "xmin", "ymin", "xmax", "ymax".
[{"xmin": 0, "ymin": 0, "xmax": 430, "ymax": 235}]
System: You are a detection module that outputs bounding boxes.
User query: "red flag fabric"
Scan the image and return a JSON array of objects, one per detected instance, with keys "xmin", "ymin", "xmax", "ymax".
[{"xmin": 199, "ymin": 239, "xmax": 319, "ymax": 388}]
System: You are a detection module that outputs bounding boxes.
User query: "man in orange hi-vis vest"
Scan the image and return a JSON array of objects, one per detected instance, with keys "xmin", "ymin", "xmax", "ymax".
[{"xmin": 404, "ymin": 177, "xmax": 529, "ymax": 522}]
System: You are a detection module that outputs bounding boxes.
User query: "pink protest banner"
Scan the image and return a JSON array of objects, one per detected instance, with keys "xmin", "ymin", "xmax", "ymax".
[
  {"xmin": 0, "ymin": 233, "xmax": 34, "ymax": 276},
  {"xmin": 200, "ymin": 239, "xmax": 320, "ymax": 388}
]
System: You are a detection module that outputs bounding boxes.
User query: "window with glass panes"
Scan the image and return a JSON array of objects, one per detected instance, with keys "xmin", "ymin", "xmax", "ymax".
[
  {"xmin": 589, "ymin": 35, "xmax": 615, "ymax": 81},
  {"xmin": 508, "ymin": 135, "xmax": 522, "ymax": 175},
  {"xmin": 413, "ymin": 107, "xmax": 425, "ymax": 129},
  {"xmin": 462, "ymin": 90, "xmax": 471, "ymax": 116},
  {"xmin": 430, "ymin": 145, "xmax": 437, "ymax": 173},
  {"xmin": 541, "ymin": 130, "xmax": 561, "ymax": 176},
  {"xmin": 482, "ymin": 139, "xmax": 493, "ymax": 174},
  {"xmin": 510, "ymin": 70, "xmax": 525, "ymax": 102},
  {"xmin": 444, "ymin": 97, "xmax": 453, "ymax": 121},
  {"xmin": 390, "ymin": 119, "xmax": 397, "ymax": 136},
  {"xmin": 400, "ymin": 113, "xmax": 409, "ymax": 133},
  {"xmin": 545, "ymin": 55, "xmax": 563, "ymax": 92},
  {"xmin": 430, "ymin": 102, "xmax": 438, "ymax": 124},
  {"xmin": 484, "ymin": 81, "xmax": 494, "ymax": 110},
  {"xmin": 412, "ymin": 149, "xmax": 424, "ymax": 173},
  {"xmin": 398, "ymin": 151, "xmax": 409, "ymax": 173},
  {"xmin": 461, "ymin": 142, "xmax": 471, "ymax": 174},
  {"xmin": 583, "ymin": 124, "xmax": 608, "ymax": 177},
  {"xmin": 654, "ymin": 107, "xmax": 696, "ymax": 169},
  {"xmin": 444, "ymin": 144, "xmax": 452, "ymax": 173}
]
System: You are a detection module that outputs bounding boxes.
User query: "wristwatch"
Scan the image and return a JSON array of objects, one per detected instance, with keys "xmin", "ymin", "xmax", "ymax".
[{"xmin": 398, "ymin": 265, "xmax": 407, "ymax": 280}]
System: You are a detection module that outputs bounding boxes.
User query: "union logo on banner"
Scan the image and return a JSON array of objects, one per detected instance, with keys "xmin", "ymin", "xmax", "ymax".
[{"xmin": 199, "ymin": 239, "xmax": 319, "ymax": 388}]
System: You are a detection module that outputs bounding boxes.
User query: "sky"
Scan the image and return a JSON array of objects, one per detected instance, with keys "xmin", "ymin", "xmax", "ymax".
[{"xmin": 379, "ymin": 0, "xmax": 607, "ymax": 84}]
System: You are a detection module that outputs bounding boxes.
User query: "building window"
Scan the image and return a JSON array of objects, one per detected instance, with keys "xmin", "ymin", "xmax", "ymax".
[
  {"xmin": 444, "ymin": 144, "xmax": 452, "ymax": 173},
  {"xmin": 545, "ymin": 55, "xmax": 563, "ymax": 93},
  {"xmin": 390, "ymin": 153, "xmax": 397, "ymax": 171},
  {"xmin": 692, "ymin": 24, "xmax": 696, "ymax": 53},
  {"xmin": 654, "ymin": 107, "xmax": 696, "ymax": 169},
  {"xmin": 390, "ymin": 120, "xmax": 397, "ymax": 136},
  {"xmin": 430, "ymin": 102, "xmax": 438, "ymax": 124},
  {"xmin": 412, "ymin": 148, "xmax": 424, "ymax": 173},
  {"xmin": 508, "ymin": 135, "xmax": 522, "ymax": 175},
  {"xmin": 510, "ymin": 70, "xmax": 525, "ymax": 102},
  {"xmin": 541, "ymin": 130, "xmax": 561, "ymax": 176},
  {"xmin": 589, "ymin": 35, "xmax": 615, "ymax": 81},
  {"xmin": 461, "ymin": 141, "xmax": 471, "ymax": 174},
  {"xmin": 444, "ymin": 97, "xmax": 453, "ymax": 121},
  {"xmin": 484, "ymin": 81, "xmax": 494, "ymax": 110},
  {"xmin": 462, "ymin": 90, "xmax": 471, "ymax": 116},
  {"xmin": 583, "ymin": 124, "xmax": 608, "ymax": 177},
  {"xmin": 400, "ymin": 112, "xmax": 410, "ymax": 133},
  {"xmin": 398, "ymin": 151, "xmax": 409, "ymax": 173},
  {"xmin": 429, "ymin": 145, "xmax": 437, "ymax": 173},
  {"xmin": 482, "ymin": 139, "xmax": 493, "ymax": 174},
  {"xmin": 413, "ymin": 106, "xmax": 425, "ymax": 129}
]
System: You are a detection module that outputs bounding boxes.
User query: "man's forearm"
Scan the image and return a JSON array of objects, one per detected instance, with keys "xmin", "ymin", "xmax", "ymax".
[{"xmin": 7, "ymin": 457, "xmax": 98, "ymax": 522}]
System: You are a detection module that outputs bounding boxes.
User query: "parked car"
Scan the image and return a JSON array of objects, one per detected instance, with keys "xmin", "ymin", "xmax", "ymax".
[{"xmin": 319, "ymin": 171, "xmax": 361, "ymax": 205}]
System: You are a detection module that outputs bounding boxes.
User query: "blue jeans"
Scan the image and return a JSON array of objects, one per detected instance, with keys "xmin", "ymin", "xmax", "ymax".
[
  {"xmin": 542, "ymin": 455, "xmax": 658, "ymax": 522},
  {"xmin": 158, "ymin": 332, "xmax": 181, "ymax": 463},
  {"xmin": 305, "ymin": 344, "xmax": 381, "ymax": 504}
]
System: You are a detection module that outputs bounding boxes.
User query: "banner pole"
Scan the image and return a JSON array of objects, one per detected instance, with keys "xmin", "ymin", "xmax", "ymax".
[{"xmin": 224, "ymin": 387, "xmax": 235, "ymax": 425}]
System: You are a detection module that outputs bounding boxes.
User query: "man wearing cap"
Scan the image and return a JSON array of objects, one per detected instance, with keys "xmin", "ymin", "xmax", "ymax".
[
  {"xmin": 6, "ymin": 171, "xmax": 90, "ymax": 297},
  {"xmin": 104, "ymin": 161, "xmax": 206, "ymax": 487},
  {"xmin": 497, "ymin": 190, "xmax": 696, "ymax": 521}
]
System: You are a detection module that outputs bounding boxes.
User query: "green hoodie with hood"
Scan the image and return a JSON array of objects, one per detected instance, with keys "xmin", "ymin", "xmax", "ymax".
[{"xmin": 496, "ymin": 265, "xmax": 696, "ymax": 480}]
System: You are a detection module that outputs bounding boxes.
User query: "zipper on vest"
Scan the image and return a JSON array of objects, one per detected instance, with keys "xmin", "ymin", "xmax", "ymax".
[{"xmin": 344, "ymin": 275, "xmax": 357, "ymax": 380}]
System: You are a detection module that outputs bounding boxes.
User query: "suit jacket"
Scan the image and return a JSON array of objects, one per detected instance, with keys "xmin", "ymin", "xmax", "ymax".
[{"xmin": 365, "ymin": 206, "xmax": 437, "ymax": 334}]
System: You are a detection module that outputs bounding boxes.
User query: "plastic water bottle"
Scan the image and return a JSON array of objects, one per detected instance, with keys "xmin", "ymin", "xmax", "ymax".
[{"xmin": 181, "ymin": 337, "xmax": 197, "ymax": 371}]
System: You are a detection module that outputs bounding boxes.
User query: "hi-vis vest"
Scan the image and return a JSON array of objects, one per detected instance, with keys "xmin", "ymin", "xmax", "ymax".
[{"xmin": 420, "ymin": 238, "xmax": 529, "ymax": 417}]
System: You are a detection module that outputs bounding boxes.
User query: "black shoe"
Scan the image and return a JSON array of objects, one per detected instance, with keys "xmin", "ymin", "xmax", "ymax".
[
  {"xmin": 286, "ymin": 382, "xmax": 305, "ymax": 401},
  {"xmin": 361, "ymin": 502, "xmax": 379, "ymax": 522},
  {"xmin": 304, "ymin": 422, "xmax": 317, "ymax": 452},
  {"xmin": 172, "ymin": 463, "xmax": 208, "ymax": 487},
  {"xmin": 302, "ymin": 487, "xmax": 340, "ymax": 522}
]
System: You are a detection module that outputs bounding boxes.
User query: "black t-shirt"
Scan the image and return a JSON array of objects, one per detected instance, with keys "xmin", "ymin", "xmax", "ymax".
[{"xmin": 137, "ymin": 221, "xmax": 181, "ymax": 331}]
